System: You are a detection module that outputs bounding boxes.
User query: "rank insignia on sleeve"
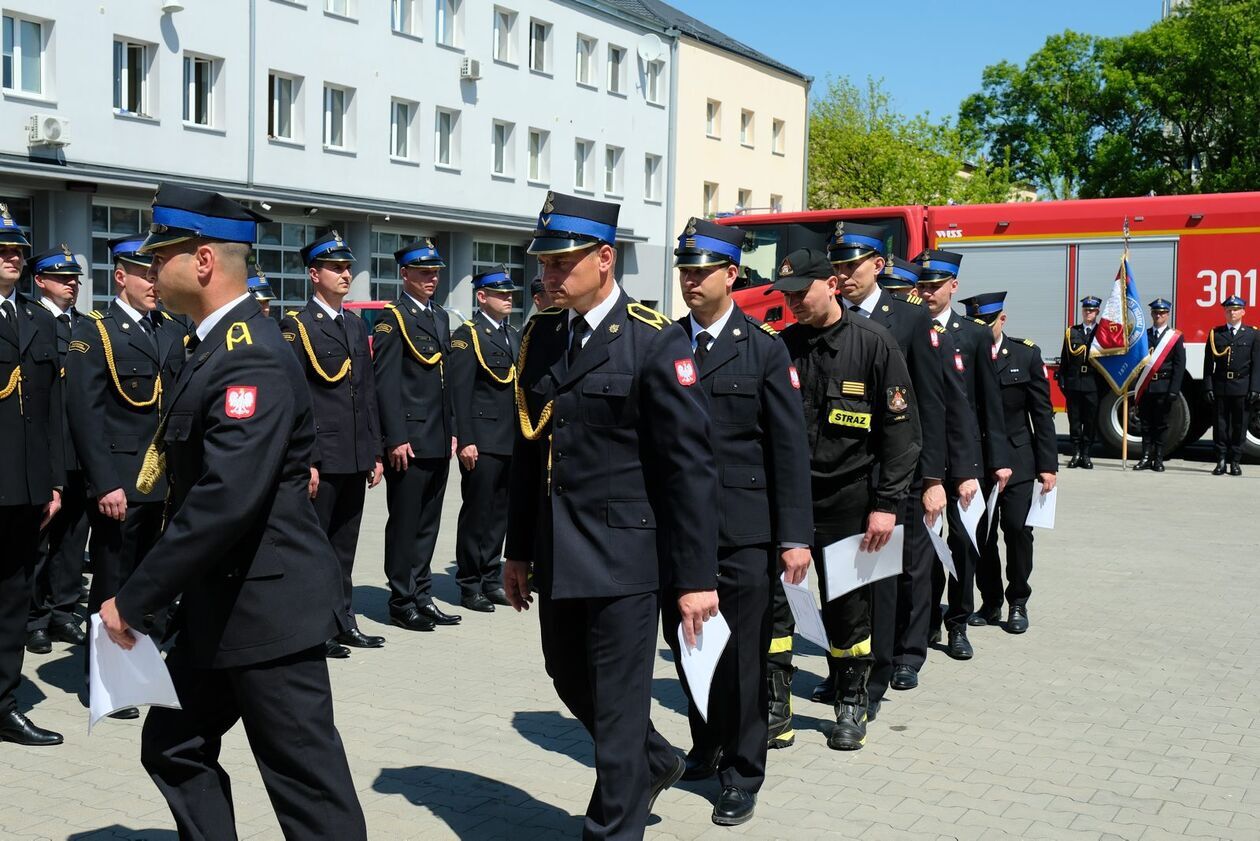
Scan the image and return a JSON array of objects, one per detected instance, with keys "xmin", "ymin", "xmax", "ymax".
[
  {"xmin": 788, "ymin": 365, "xmax": 800, "ymax": 389},
  {"xmin": 224, "ymin": 385, "xmax": 257, "ymax": 419},
  {"xmin": 929, "ymin": 329, "xmax": 939, "ymax": 348},
  {"xmin": 451, "ymin": 339, "xmax": 469, "ymax": 350},
  {"xmin": 374, "ymin": 323, "xmax": 393, "ymax": 334},
  {"xmin": 282, "ymin": 332, "xmax": 296, "ymax": 342},
  {"xmin": 69, "ymin": 340, "xmax": 90, "ymax": 353},
  {"xmin": 954, "ymin": 352, "xmax": 965, "ymax": 372},
  {"xmin": 840, "ymin": 380, "xmax": 865, "ymax": 396},
  {"xmin": 887, "ymin": 386, "xmax": 908, "ymax": 413},
  {"xmin": 674, "ymin": 358, "xmax": 697, "ymax": 386}
]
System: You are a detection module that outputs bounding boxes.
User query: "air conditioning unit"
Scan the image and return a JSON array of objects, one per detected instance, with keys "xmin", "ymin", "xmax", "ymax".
[
  {"xmin": 28, "ymin": 114, "xmax": 71, "ymax": 147},
  {"xmin": 460, "ymin": 58, "xmax": 482, "ymax": 81}
]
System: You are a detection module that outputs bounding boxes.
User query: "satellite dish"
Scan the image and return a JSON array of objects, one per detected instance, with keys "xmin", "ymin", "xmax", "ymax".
[{"xmin": 636, "ymin": 34, "xmax": 665, "ymax": 63}]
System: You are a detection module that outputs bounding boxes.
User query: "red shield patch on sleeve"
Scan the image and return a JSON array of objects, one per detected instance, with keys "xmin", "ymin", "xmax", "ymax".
[
  {"xmin": 929, "ymin": 330, "xmax": 939, "ymax": 348},
  {"xmin": 788, "ymin": 365, "xmax": 800, "ymax": 390},
  {"xmin": 954, "ymin": 352, "xmax": 965, "ymax": 373},
  {"xmin": 224, "ymin": 385, "xmax": 257, "ymax": 419},
  {"xmin": 674, "ymin": 359, "xmax": 697, "ymax": 386},
  {"xmin": 1043, "ymin": 364, "xmax": 1049, "ymax": 379}
]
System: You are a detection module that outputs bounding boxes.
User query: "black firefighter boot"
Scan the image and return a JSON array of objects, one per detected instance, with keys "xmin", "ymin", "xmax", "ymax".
[
  {"xmin": 1134, "ymin": 442, "xmax": 1152, "ymax": 471},
  {"xmin": 767, "ymin": 666, "xmax": 796, "ymax": 749},
  {"xmin": 1152, "ymin": 443, "xmax": 1166, "ymax": 472},
  {"xmin": 827, "ymin": 661, "xmax": 871, "ymax": 751},
  {"xmin": 810, "ymin": 658, "xmax": 838, "ymax": 705}
]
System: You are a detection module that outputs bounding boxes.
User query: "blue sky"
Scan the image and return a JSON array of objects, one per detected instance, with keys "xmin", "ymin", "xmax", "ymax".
[{"xmin": 667, "ymin": 0, "xmax": 1163, "ymax": 121}]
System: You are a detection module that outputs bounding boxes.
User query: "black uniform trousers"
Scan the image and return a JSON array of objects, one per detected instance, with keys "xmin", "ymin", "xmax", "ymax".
[
  {"xmin": 869, "ymin": 491, "xmax": 935, "ymax": 704},
  {"xmin": 1139, "ymin": 392, "xmax": 1175, "ymax": 445},
  {"xmin": 661, "ymin": 544, "xmax": 771, "ymax": 793},
  {"xmin": 85, "ymin": 501, "xmax": 166, "ymax": 681},
  {"xmin": 29, "ymin": 469, "xmax": 89, "ymax": 632},
  {"xmin": 1, "ymin": 505, "xmax": 42, "ymax": 714},
  {"xmin": 540, "ymin": 590, "xmax": 676, "ymax": 841},
  {"xmin": 454, "ymin": 454, "xmax": 509, "ymax": 598},
  {"xmin": 931, "ymin": 484, "xmax": 989, "ymax": 631},
  {"xmin": 383, "ymin": 457, "xmax": 449, "ymax": 615},
  {"xmin": 141, "ymin": 644, "xmax": 366, "ymax": 841},
  {"xmin": 1065, "ymin": 389, "xmax": 1100, "ymax": 449},
  {"xmin": 1212, "ymin": 395, "xmax": 1250, "ymax": 460},
  {"xmin": 312, "ymin": 472, "xmax": 367, "ymax": 630},
  {"xmin": 978, "ymin": 478, "xmax": 1035, "ymax": 608}
]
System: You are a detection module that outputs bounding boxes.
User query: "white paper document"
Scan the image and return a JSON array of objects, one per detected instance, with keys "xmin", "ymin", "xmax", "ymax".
[
  {"xmin": 1024, "ymin": 482, "xmax": 1058, "ymax": 529},
  {"xmin": 781, "ymin": 572, "xmax": 830, "ymax": 652},
  {"xmin": 957, "ymin": 492, "xmax": 987, "ymax": 554},
  {"xmin": 820, "ymin": 526, "xmax": 904, "ymax": 602},
  {"xmin": 985, "ymin": 484, "xmax": 1002, "ymax": 541},
  {"xmin": 924, "ymin": 515, "xmax": 957, "ymax": 580},
  {"xmin": 676, "ymin": 613, "xmax": 731, "ymax": 723},
  {"xmin": 88, "ymin": 613, "xmax": 181, "ymax": 732}
]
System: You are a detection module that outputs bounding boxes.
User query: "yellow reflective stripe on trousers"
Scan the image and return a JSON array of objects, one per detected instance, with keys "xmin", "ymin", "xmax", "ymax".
[
  {"xmin": 829, "ymin": 637, "xmax": 871, "ymax": 658},
  {"xmin": 768, "ymin": 636, "xmax": 793, "ymax": 654}
]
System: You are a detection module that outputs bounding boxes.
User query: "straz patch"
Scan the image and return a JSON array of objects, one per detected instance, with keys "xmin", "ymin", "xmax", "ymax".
[
  {"xmin": 788, "ymin": 366, "xmax": 800, "ymax": 390},
  {"xmin": 674, "ymin": 358, "xmax": 697, "ymax": 386},
  {"xmin": 224, "ymin": 386, "xmax": 258, "ymax": 419},
  {"xmin": 887, "ymin": 387, "xmax": 908, "ymax": 413},
  {"xmin": 828, "ymin": 409, "xmax": 872, "ymax": 430},
  {"xmin": 954, "ymin": 352, "xmax": 965, "ymax": 372}
]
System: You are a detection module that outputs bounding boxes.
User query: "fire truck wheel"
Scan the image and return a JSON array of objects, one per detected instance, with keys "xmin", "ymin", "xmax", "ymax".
[
  {"xmin": 1098, "ymin": 391, "xmax": 1190, "ymax": 456},
  {"xmin": 1244, "ymin": 415, "xmax": 1260, "ymax": 462}
]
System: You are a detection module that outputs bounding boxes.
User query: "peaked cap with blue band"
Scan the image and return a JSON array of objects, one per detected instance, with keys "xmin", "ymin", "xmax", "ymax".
[
  {"xmin": 914, "ymin": 249, "xmax": 963, "ymax": 281},
  {"xmin": 394, "ymin": 238, "xmax": 446, "ymax": 269},
  {"xmin": 139, "ymin": 183, "xmax": 270, "ymax": 254},
  {"xmin": 828, "ymin": 221, "xmax": 887, "ymax": 264},
  {"xmin": 472, "ymin": 264, "xmax": 520, "ymax": 292},
  {"xmin": 959, "ymin": 291, "xmax": 1007, "ymax": 324},
  {"xmin": 878, "ymin": 255, "xmax": 922, "ymax": 290},
  {"xmin": 1223, "ymin": 295, "xmax": 1246, "ymax": 308},
  {"xmin": 301, "ymin": 230, "xmax": 354, "ymax": 266},
  {"xmin": 247, "ymin": 263, "xmax": 275, "ymax": 301},
  {"xmin": 673, "ymin": 217, "xmax": 746, "ymax": 268},
  {"xmin": 0, "ymin": 203, "xmax": 30, "ymax": 249},
  {"xmin": 107, "ymin": 234, "xmax": 153, "ymax": 268},
  {"xmin": 30, "ymin": 244, "xmax": 82, "ymax": 276},
  {"xmin": 1148, "ymin": 298, "xmax": 1171, "ymax": 312},
  {"xmin": 1079, "ymin": 295, "xmax": 1102, "ymax": 308},
  {"xmin": 527, "ymin": 191, "xmax": 619, "ymax": 256}
]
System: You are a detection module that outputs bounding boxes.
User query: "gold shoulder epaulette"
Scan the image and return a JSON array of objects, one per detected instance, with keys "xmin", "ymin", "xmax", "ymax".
[
  {"xmin": 970, "ymin": 316, "xmax": 987, "ymax": 326},
  {"xmin": 88, "ymin": 310, "xmax": 103, "ymax": 320},
  {"xmin": 932, "ymin": 323, "xmax": 947, "ymax": 334},
  {"xmin": 158, "ymin": 310, "xmax": 173, "ymax": 321},
  {"xmin": 627, "ymin": 302, "xmax": 670, "ymax": 330},
  {"xmin": 384, "ymin": 301, "xmax": 399, "ymax": 310},
  {"xmin": 463, "ymin": 319, "xmax": 475, "ymax": 327},
  {"xmin": 285, "ymin": 309, "xmax": 301, "ymax": 318},
  {"xmin": 1022, "ymin": 338, "xmax": 1035, "ymax": 347},
  {"xmin": 536, "ymin": 307, "xmax": 563, "ymax": 316},
  {"xmin": 905, "ymin": 292, "xmax": 924, "ymax": 306},
  {"xmin": 758, "ymin": 322, "xmax": 778, "ymax": 337}
]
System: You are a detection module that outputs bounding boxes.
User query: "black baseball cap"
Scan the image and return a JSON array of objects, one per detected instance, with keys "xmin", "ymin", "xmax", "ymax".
[{"xmin": 768, "ymin": 248, "xmax": 834, "ymax": 294}]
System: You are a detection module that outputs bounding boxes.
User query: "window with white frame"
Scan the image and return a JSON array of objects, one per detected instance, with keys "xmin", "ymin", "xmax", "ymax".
[
  {"xmin": 574, "ymin": 139, "xmax": 593, "ymax": 191},
  {"xmin": 644, "ymin": 154, "xmax": 662, "ymax": 202},
  {"xmin": 737, "ymin": 188, "xmax": 752, "ymax": 211},
  {"xmin": 435, "ymin": 107, "xmax": 459, "ymax": 167},
  {"xmin": 645, "ymin": 60, "xmax": 664, "ymax": 105},
  {"xmin": 770, "ymin": 193, "xmax": 783, "ymax": 213},
  {"xmin": 705, "ymin": 99, "xmax": 721, "ymax": 138},
  {"xmin": 529, "ymin": 19, "xmax": 550, "ymax": 73},
  {"xmin": 324, "ymin": 0, "xmax": 353, "ymax": 17},
  {"xmin": 772, "ymin": 118, "xmax": 785, "ymax": 155},
  {"xmin": 435, "ymin": 0, "xmax": 462, "ymax": 47},
  {"xmin": 323, "ymin": 84, "xmax": 352, "ymax": 150},
  {"xmin": 493, "ymin": 7, "xmax": 516, "ymax": 63},
  {"xmin": 255, "ymin": 219, "xmax": 349, "ymax": 310},
  {"xmin": 182, "ymin": 54, "xmax": 216, "ymax": 127},
  {"xmin": 473, "ymin": 241, "xmax": 526, "ymax": 327},
  {"xmin": 575, "ymin": 35, "xmax": 596, "ymax": 87},
  {"xmin": 2, "ymin": 14, "xmax": 44, "ymax": 95},
  {"xmin": 527, "ymin": 128, "xmax": 549, "ymax": 183},
  {"xmin": 113, "ymin": 39, "xmax": 151, "ymax": 116},
  {"xmin": 606, "ymin": 45, "xmax": 625, "ymax": 95},
  {"xmin": 492, "ymin": 120, "xmax": 514, "ymax": 177},
  {"xmin": 390, "ymin": 98, "xmax": 416, "ymax": 159},
  {"xmin": 604, "ymin": 145, "xmax": 623, "ymax": 196},
  {"xmin": 90, "ymin": 202, "xmax": 151, "ymax": 303},
  {"xmin": 703, "ymin": 182, "xmax": 719, "ymax": 217},
  {"xmin": 268, "ymin": 71, "xmax": 300, "ymax": 140},
  {"xmin": 391, "ymin": 0, "xmax": 418, "ymax": 36},
  {"xmin": 740, "ymin": 110, "xmax": 754, "ymax": 147}
]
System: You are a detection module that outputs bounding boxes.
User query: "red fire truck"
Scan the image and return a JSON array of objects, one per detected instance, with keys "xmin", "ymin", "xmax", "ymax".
[{"xmin": 723, "ymin": 192, "xmax": 1260, "ymax": 457}]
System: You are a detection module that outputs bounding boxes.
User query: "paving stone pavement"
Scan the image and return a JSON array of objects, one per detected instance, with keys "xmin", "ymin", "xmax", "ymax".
[{"xmin": 2, "ymin": 433, "xmax": 1258, "ymax": 840}]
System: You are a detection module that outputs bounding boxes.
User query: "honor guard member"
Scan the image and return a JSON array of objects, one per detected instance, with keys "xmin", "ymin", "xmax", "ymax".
[
  {"xmin": 663, "ymin": 218, "xmax": 811, "ymax": 826},
  {"xmin": 99, "ymin": 184, "xmax": 367, "ymax": 839},
  {"xmin": 1135, "ymin": 299, "xmax": 1185, "ymax": 472},
  {"xmin": 504, "ymin": 192, "xmax": 720, "ymax": 839},
  {"xmin": 913, "ymin": 250, "xmax": 1010, "ymax": 660},
  {"xmin": 767, "ymin": 248, "xmax": 921, "ymax": 752},
  {"xmin": 0, "ymin": 209, "xmax": 66, "ymax": 746},
  {"xmin": 1203, "ymin": 296, "xmax": 1260, "ymax": 476},
  {"xmin": 1058, "ymin": 296, "xmax": 1105, "ymax": 468},
  {"xmin": 448, "ymin": 266, "xmax": 520, "ymax": 612},
  {"xmin": 960, "ymin": 293, "xmax": 1056, "ymax": 634},
  {"xmin": 247, "ymin": 263, "xmax": 276, "ymax": 317},
  {"xmin": 65, "ymin": 235, "xmax": 187, "ymax": 714},
  {"xmin": 281, "ymin": 232, "xmax": 385, "ymax": 658},
  {"xmin": 373, "ymin": 238, "xmax": 461, "ymax": 630},
  {"xmin": 27, "ymin": 244, "xmax": 90, "ymax": 654},
  {"xmin": 530, "ymin": 275, "xmax": 554, "ymax": 312}
]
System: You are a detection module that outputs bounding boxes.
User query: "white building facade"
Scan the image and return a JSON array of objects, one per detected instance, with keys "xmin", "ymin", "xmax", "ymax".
[{"xmin": 1, "ymin": 0, "xmax": 676, "ymax": 323}]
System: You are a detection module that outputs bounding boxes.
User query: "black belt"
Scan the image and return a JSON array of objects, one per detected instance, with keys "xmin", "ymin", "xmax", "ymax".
[{"xmin": 1151, "ymin": 371, "xmax": 1169, "ymax": 380}]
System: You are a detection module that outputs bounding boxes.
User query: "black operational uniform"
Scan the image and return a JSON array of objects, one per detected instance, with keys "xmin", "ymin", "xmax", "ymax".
[
  {"xmin": 112, "ymin": 184, "xmax": 365, "ymax": 839},
  {"xmin": 448, "ymin": 267, "xmax": 521, "ymax": 610},
  {"xmin": 768, "ymin": 248, "xmax": 921, "ymax": 752},
  {"xmin": 373, "ymin": 239, "xmax": 458, "ymax": 627},
  {"xmin": 506, "ymin": 193, "xmax": 718, "ymax": 840},
  {"xmin": 281, "ymin": 231, "xmax": 383, "ymax": 654},
  {"xmin": 663, "ymin": 219, "xmax": 812, "ymax": 816},
  {"xmin": 1058, "ymin": 297, "xmax": 1105, "ymax": 469},
  {"xmin": 1135, "ymin": 299, "xmax": 1185, "ymax": 472},
  {"xmin": 1203, "ymin": 296, "xmax": 1260, "ymax": 476},
  {"xmin": 0, "ymin": 220, "xmax": 67, "ymax": 745},
  {"xmin": 961, "ymin": 293, "xmax": 1057, "ymax": 633}
]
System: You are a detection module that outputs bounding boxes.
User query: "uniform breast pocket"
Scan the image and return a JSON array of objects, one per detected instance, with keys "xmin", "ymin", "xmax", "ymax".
[
  {"xmin": 581, "ymin": 373, "xmax": 635, "ymax": 428},
  {"xmin": 164, "ymin": 412, "xmax": 194, "ymax": 444},
  {"xmin": 119, "ymin": 357, "xmax": 155, "ymax": 394},
  {"xmin": 823, "ymin": 380, "xmax": 873, "ymax": 437},
  {"xmin": 710, "ymin": 376, "xmax": 759, "ymax": 426}
]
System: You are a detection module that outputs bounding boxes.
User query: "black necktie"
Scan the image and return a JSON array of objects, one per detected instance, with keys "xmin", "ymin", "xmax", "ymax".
[
  {"xmin": 568, "ymin": 317, "xmax": 589, "ymax": 366},
  {"xmin": 849, "ymin": 305, "xmax": 868, "ymax": 319},
  {"xmin": 334, "ymin": 312, "xmax": 347, "ymax": 339},
  {"xmin": 57, "ymin": 313, "xmax": 70, "ymax": 328},
  {"xmin": 694, "ymin": 330, "xmax": 713, "ymax": 365},
  {"xmin": 500, "ymin": 321, "xmax": 513, "ymax": 354},
  {"xmin": 0, "ymin": 301, "xmax": 16, "ymax": 346},
  {"xmin": 184, "ymin": 332, "xmax": 201, "ymax": 362}
]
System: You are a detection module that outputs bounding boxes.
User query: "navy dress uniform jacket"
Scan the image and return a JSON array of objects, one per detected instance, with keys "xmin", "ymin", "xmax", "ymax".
[
  {"xmin": 1203, "ymin": 324, "xmax": 1260, "ymax": 395},
  {"xmin": 372, "ymin": 297, "xmax": 455, "ymax": 460},
  {"xmin": 0, "ymin": 291, "xmax": 64, "ymax": 506},
  {"xmin": 115, "ymin": 300, "xmax": 342, "ymax": 668},
  {"xmin": 677, "ymin": 307, "xmax": 812, "ymax": 550},
  {"xmin": 944, "ymin": 311, "xmax": 1010, "ymax": 473},
  {"xmin": 448, "ymin": 316, "xmax": 519, "ymax": 458},
  {"xmin": 993, "ymin": 338, "xmax": 1058, "ymax": 483},
  {"xmin": 1144, "ymin": 327, "xmax": 1186, "ymax": 395},
  {"xmin": 279, "ymin": 300, "xmax": 380, "ymax": 474},
  {"xmin": 65, "ymin": 301, "xmax": 185, "ymax": 502},
  {"xmin": 506, "ymin": 296, "xmax": 719, "ymax": 598},
  {"xmin": 49, "ymin": 306, "xmax": 83, "ymax": 472},
  {"xmin": 1057, "ymin": 324, "xmax": 1103, "ymax": 393}
]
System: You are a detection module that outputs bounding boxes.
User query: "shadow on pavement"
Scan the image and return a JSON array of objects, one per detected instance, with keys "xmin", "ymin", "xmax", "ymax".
[
  {"xmin": 34, "ymin": 649, "xmax": 83, "ymax": 697},
  {"xmin": 67, "ymin": 827, "xmax": 177, "ymax": 840},
  {"xmin": 373, "ymin": 765, "xmax": 581, "ymax": 839},
  {"xmin": 510, "ymin": 710, "xmax": 594, "ymax": 768},
  {"xmin": 351, "ymin": 584, "xmax": 392, "ymax": 625}
]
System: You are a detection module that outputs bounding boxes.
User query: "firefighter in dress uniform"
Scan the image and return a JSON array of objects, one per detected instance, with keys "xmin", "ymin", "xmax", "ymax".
[
  {"xmin": 247, "ymin": 263, "xmax": 276, "ymax": 317},
  {"xmin": 1058, "ymin": 296, "xmax": 1105, "ymax": 469},
  {"xmin": 1203, "ymin": 295, "xmax": 1260, "ymax": 476},
  {"xmin": 1135, "ymin": 299, "xmax": 1185, "ymax": 472}
]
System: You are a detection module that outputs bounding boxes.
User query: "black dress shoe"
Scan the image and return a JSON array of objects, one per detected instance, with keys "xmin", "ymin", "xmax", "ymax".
[
  {"xmin": 460, "ymin": 593, "xmax": 495, "ymax": 613},
  {"xmin": 324, "ymin": 639, "xmax": 351, "ymax": 659},
  {"xmin": 946, "ymin": 627, "xmax": 974, "ymax": 660},
  {"xmin": 648, "ymin": 753, "xmax": 685, "ymax": 812},
  {"xmin": 968, "ymin": 604, "xmax": 1002, "ymax": 627},
  {"xmin": 890, "ymin": 665, "xmax": 919, "ymax": 691},
  {"xmin": 418, "ymin": 602, "xmax": 462, "ymax": 625},
  {"xmin": 711, "ymin": 786, "xmax": 756, "ymax": 827},
  {"xmin": 0, "ymin": 710, "xmax": 63, "ymax": 746},
  {"xmin": 1230, "ymin": 462, "xmax": 1243, "ymax": 476},
  {"xmin": 1080, "ymin": 454, "xmax": 1094, "ymax": 469},
  {"xmin": 390, "ymin": 607, "xmax": 436, "ymax": 632},
  {"xmin": 50, "ymin": 621, "xmax": 86, "ymax": 645},
  {"xmin": 108, "ymin": 706, "xmax": 140, "ymax": 720},
  {"xmin": 1007, "ymin": 605, "xmax": 1029, "ymax": 634},
  {"xmin": 681, "ymin": 746, "xmax": 721, "ymax": 781},
  {"xmin": 337, "ymin": 628, "xmax": 385, "ymax": 648},
  {"xmin": 25, "ymin": 629, "xmax": 52, "ymax": 655},
  {"xmin": 484, "ymin": 588, "xmax": 511, "ymax": 607}
]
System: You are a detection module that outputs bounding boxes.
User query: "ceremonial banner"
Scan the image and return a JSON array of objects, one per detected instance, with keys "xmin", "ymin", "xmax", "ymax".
[{"xmin": 1090, "ymin": 253, "xmax": 1150, "ymax": 394}]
